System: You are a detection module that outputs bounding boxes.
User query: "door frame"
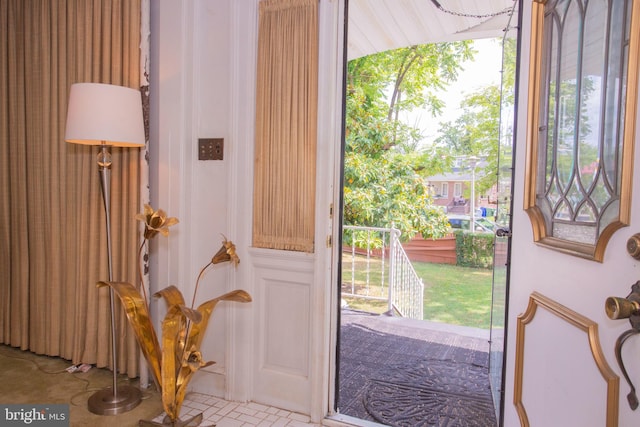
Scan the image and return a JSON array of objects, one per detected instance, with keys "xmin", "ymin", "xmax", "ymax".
[
  {"xmin": 488, "ymin": 2, "xmax": 523, "ymax": 424},
  {"xmin": 325, "ymin": 1, "xmax": 521, "ymax": 425}
]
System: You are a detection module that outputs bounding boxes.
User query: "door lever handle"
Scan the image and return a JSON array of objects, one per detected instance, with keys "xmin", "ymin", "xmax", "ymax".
[
  {"xmin": 615, "ymin": 329, "xmax": 640, "ymax": 409},
  {"xmin": 495, "ymin": 227, "xmax": 511, "ymax": 238},
  {"xmin": 605, "ymin": 281, "xmax": 640, "ymax": 409}
]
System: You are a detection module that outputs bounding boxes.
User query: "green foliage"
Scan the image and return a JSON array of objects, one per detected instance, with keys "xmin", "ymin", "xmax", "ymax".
[
  {"xmin": 345, "ymin": 41, "xmax": 475, "ymax": 240},
  {"xmin": 342, "ymin": 228, "xmax": 387, "ymax": 250},
  {"xmin": 435, "ymin": 84, "xmax": 501, "ymax": 195},
  {"xmin": 344, "ymin": 150, "xmax": 451, "ymax": 241},
  {"xmin": 434, "ymin": 37, "xmax": 517, "ymax": 199},
  {"xmin": 454, "ymin": 230, "xmax": 494, "ymax": 269}
]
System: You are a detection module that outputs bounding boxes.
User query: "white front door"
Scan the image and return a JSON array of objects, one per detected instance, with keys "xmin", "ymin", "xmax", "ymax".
[{"xmin": 503, "ymin": 1, "xmax": 640, "ymax": 426}]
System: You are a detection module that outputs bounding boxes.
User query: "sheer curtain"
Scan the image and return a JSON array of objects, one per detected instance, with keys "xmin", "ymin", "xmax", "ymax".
[
  {"xmin": 253, "ymin": 0, "xmax": 319, "ymax": 253},
  {"xmin": 0, "ymin": 0, "xmax": 145, "ymax": 377}
]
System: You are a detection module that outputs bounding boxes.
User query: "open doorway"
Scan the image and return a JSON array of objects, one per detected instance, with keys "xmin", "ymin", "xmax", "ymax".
[{"xmin": 335, "ymin": 1, "xmax": 519, "ymax": 425}]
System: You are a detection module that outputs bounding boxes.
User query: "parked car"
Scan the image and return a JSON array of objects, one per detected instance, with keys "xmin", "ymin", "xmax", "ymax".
[{"xmin": 447, "ymin": 215, "xmax": 498, "ymax": 233}]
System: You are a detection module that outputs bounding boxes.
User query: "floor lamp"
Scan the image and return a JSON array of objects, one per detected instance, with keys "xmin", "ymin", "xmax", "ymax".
[{"xmin": 65, "ymin": 83, "xmax": 145, "ymax": 415}]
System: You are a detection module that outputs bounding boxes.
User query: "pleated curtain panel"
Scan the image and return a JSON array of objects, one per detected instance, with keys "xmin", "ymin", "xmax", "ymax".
[
  {"xmin": 253, "ymin": 0, "xmax": 319, "ymax": 253},
  {"xmin": 0, "ymin": 0, "xmax": 146, "ymax": 377}
]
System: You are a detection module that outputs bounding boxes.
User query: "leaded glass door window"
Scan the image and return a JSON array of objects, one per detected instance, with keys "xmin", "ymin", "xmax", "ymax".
[{"xmin": 524, "ymin": 0, "xmax": 640, "ymax": 261}]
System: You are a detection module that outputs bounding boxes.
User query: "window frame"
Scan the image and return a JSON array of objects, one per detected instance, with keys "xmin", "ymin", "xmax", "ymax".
[
  {"xmin": 454, "ymin": 182, "xmax": 462, "ymax": 198},
  {"xmin": 523, "ymin": 0, "xmax": 640, "ymax": 261}
]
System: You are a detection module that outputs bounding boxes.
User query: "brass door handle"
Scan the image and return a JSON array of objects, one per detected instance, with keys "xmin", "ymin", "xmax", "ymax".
[
  {"xmin": 606, "ymin": 281, "xmax": 640, "ymax": 410},
  {"xmin": 605, "ymin": 296, "xmax": 640, "ymax": 320}
]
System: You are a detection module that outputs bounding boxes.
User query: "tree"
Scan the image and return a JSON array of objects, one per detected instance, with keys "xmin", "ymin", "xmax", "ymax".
[
  {"xmin": 434, "ymin": 37, "xmax": 517, "ymax": 197},
  {"xmin": 344, "ymin": 42, "xmax": 475, "ymax": 241},
  {"xmin": 434, "ymin": 84, "xmax": 502, "ymax": 195}
]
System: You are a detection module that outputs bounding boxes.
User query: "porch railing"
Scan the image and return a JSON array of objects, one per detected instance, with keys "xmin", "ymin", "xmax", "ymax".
[{"xmin": 342, "ymin": 225, "xmax": 424, "ymax": 319}]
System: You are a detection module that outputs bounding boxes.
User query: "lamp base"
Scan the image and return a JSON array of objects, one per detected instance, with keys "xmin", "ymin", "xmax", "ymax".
[{"xmin": 88, "ymin": 385, "xmax": 142, "ymax": 415}]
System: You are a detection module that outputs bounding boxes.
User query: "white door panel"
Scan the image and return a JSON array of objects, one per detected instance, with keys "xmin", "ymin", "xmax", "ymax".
[
  {"xmin": 251, "ymin": 250, "xmax": 315, "ymax": 414},
  {"xmin": 504, "ymin": 1, "xmax": 640, "ymax": 425}
]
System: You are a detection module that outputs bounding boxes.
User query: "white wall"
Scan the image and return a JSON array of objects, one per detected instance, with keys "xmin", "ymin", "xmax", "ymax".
[
  {"xmin": 149, "ymin": 0, "xmax": 343, "ymax": 420},
  {"xmin": 150, "ymin": 0, "xmax": 240, "ymax": 398}
]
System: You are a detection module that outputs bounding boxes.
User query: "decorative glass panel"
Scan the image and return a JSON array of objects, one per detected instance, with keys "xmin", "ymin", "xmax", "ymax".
[{"xmin": 524, "ymin": 0, "xmax": 639, "ymax": 261}]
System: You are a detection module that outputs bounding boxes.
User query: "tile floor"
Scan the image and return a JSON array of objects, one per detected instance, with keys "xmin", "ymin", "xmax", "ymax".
[{"xmin": 153, "ymin": 392, "xmax": 322, "ymax": 427}]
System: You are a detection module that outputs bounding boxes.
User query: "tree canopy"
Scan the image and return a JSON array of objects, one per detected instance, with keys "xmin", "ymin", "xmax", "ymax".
[{"xmin": 344, "ymin": 42, "xmax": 475, "ymax": 241}]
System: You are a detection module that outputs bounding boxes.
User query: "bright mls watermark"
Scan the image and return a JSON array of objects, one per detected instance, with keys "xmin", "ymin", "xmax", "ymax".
[{"xmin": 0, "ymin": 404, "xmax": 69, "ymax": 426}]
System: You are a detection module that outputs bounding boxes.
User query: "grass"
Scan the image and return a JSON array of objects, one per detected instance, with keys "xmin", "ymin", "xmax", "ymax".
[
  {"xmin": 342, "ymin": 254, "xmax": 496, "ymax": 329},
  {"xmin": 416, "ymin": 262, "xmax": 493, "ymax": 329}
]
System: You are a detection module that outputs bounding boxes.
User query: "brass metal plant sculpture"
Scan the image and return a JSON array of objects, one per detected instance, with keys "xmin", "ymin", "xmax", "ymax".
[{"xmin": 99, "ymin": 205, "xmax": 251, "ymax": 426}]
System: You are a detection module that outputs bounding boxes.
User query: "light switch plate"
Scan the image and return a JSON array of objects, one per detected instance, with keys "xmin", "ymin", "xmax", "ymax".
[{"xmin": 198, "ymin": 138, "xmax": 223, "ymax": 160}]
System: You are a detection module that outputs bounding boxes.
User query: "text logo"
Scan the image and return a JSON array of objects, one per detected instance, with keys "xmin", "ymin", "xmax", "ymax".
[{"xmin": 0, "ymin": 405, "xmax": 69, "ymax": 426}]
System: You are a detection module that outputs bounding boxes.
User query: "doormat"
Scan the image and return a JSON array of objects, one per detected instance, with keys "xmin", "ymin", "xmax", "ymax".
[
  {"xmin": 364, "ymin": 359, "xmax": 495, "ymax": 427},
  {"xmin": 338, "ymin": 311, "xmax": 496, "ymax": 426}
]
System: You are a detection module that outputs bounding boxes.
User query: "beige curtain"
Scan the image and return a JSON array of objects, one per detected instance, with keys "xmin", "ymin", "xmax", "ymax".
[
  {"xmin": 253, "ymin": 0, "xmax": 319, "ymax": 253},
  {"xmin": 0, "ymin": 0, "xmax": 143, "ymax": 377}
]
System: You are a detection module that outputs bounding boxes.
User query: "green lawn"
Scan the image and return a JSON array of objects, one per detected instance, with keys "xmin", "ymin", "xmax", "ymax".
[
  {"xmin": 342, "ymin": 255, "xmax": 495, "ymax": 329},
  {"xmin": 415, "ymin": 262, "xmax": 493, "ymax": 329}
]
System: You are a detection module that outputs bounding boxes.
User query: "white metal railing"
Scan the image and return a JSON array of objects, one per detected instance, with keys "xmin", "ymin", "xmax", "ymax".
[{"xmin": 342, "ymin": 226, "xmax": 424, "ymax": 319}]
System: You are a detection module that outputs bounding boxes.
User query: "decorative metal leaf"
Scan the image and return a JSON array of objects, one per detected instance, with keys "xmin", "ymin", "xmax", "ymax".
[
  {"xmin": 154, "ymin": 285, "xmax": 186, "ymax": 308},
  {"xmin": 187, "ymin": 290, "xmax": 252, "ymax": 351},
  {"xmin": 97, "ymin": 281, "xmax": 162, "ymax": 389},
  {"xmin": 177, "ymin": 305, "xmax": 203, "ymax": 324},
  {"xmin": 175, "ymin": 290, "xmax": 252, "ymax": 398},
  {"xmin": 160, "ymin": 305, "xmax": 187, "ymax": 422},
  {"xmin": 155, "ymin": 286, "xmax": 202, "ymax": 370}
]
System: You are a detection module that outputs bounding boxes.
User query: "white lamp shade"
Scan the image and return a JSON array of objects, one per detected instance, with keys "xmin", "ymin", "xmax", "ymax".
[{"xmin": 65, "ymin": 83, "xmax": 145, "ymax": 147}]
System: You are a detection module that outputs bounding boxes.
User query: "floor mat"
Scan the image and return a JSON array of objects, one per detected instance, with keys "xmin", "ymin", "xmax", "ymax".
[
  {"xmin": 338, "ymin": 310, "xmax": 496, "ymax": 426},
  {"xmin": 365, "ymin": 359, "xmax": 495, "ymax": 426}
]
